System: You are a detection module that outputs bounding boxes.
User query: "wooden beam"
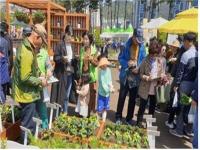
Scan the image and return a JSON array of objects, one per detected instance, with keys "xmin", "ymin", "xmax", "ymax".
[
  {"xmin": 47, "ymin": 0, "xmax": 51, "ymax": 51},
  {"xmin": 50, "ymin": 2, "xmax": 65, "ymax": 12}
]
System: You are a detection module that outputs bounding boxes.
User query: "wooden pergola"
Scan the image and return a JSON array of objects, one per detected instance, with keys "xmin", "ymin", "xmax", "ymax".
[{"xmin": 6, "ymin": 0, "xmax": 66, "ymax": 51}]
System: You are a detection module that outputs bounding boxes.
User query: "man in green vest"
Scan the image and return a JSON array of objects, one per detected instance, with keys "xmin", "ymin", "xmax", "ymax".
[{"xmin": 12, "ymin": 24, "xmax": 48, "ymax": 142}]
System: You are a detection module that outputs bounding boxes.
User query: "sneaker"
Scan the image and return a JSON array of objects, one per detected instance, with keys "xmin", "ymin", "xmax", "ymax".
[
  {"xmin": 115, "ymin": 119, "xmax": 122, "ymax": 125},
  {"xmin": 184, "ymin": 130, "xmax": 194, "ymax": 137},
  {"xmin": 165, "ymin": 121, "xmax": 174, "ymax": 129},
  {"xmin": 125, "ymin": 120, "xmax": 133, "ymax": 126},
  {"xmin": 169, "ymin": 129, "xmax": 184, "ymax": 138}
]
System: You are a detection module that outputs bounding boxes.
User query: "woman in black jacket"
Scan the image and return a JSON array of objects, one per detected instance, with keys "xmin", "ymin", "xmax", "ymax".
[{"xmin": 51, "ymin": 25, "xmax": 76, "ymax": 113}]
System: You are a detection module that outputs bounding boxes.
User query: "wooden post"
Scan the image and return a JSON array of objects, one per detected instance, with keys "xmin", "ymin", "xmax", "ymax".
[
  {"xmin": 29, "ymin": 9, "xmax": 33, "ymax": 25},
  {"xmin": 6, "ymin": 0, "xmax": 10, "ymax": 34},
  {"xmin": 47, "ymin": 0, "xmax": 51, "ymax": 51},
  {"xmin": 64, "ymin": 12, "xmax": 66, "ymax": 31}
]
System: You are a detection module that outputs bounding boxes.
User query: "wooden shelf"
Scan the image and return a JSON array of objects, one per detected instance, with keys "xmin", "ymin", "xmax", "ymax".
[
  {"xmin": 51, "ymin": 26, "xmax": 64, "ymax": 29},
  {"xmin": 51, "ymin": 39, "xmax": 60, "ymax": 42},
  {"xmin": 73, "ymin": 28, "xmax": 87, "ymax": 31}
]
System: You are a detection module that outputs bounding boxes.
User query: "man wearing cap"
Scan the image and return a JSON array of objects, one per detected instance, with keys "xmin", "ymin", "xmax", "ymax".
[
  {"xmin": 12, "ymin": 24, "xmax": 48, "ymax": 141},
  {"xmin": 115, "ymin": 28, "xmax": 146, "ymax": 125}
]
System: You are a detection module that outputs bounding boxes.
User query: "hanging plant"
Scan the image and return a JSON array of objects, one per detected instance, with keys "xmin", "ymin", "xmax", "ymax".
[
  {"xmin": 23, "ymin": 13, "xmax": 30, "ymax": 24},
  {"xmin": 14, "ymin": 10, "xmax": 30, "ymax": 24},
  {"xmin": 14, "ymin": 10, "xmax": 25, "ymax": 22},
  {"xmin": 33, "ymin": 11, "xmax": 46, "ymax": 24}
]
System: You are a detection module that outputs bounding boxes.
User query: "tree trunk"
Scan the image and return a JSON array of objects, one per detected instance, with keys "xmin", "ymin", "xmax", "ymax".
[
  {"xmin": 110, "ymin": 1, "xmax": 112, "ymax": 29},
  {"xmin": 114, "ymin": 0, "xmax": 117, "ymax": 25},
  {"xmin": 131, "ymin": 0, "xmax": 134, "ymax": 26},
  {"xmin": 116, "ymin": 0, "xmax": 120, "ymax": 28},
  {"xmin": 124, "ymin": 0, "xmax": 127, "ymax": 29},
  {"xmin": 107, "ymin": 4, "xmax": 110, "ymax": 27},
  {"xmin": 100, "ymin": 1, "xmax": 103, "ymax": 33},
  {"xmin": 168, "ymin": 0, "xmax": 173, "ymax": 20},
  {"xmin": 157, "ymin": 0, "xmax": 160, "ymax": 17}
]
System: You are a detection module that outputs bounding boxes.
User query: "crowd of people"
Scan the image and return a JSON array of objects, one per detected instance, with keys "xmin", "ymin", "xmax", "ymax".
[{"xmin": 0, "ymin": 21, "xmax": 198, "ymax": 148}]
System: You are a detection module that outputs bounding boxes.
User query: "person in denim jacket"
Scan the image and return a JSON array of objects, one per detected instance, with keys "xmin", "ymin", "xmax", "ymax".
[{"xmin": 115, "ymin": 28, "xmax": 146, "ymax": 125}]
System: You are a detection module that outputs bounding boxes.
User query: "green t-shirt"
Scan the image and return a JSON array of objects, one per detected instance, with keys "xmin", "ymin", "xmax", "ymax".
[{"xmin": 79, "ymin": 45, "xmax": 98, "ymax": 83}]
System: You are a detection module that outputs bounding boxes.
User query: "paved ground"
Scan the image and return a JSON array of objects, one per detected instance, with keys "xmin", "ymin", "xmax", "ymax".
[{"xmin": 68, "ymin": 68, "xmax": 192, "ymax": 149}]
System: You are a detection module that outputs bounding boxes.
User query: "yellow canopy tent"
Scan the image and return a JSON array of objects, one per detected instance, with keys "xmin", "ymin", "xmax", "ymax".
[
  {"xmin": 176, "ymin": 7, "xmax": 198, "ymax": 17},
  {"xmin": 159, "ymin": 8, "xmax": 198, "ymax": 34}
]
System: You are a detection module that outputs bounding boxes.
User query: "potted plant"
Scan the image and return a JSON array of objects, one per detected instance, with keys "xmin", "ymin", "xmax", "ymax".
[
  {"xmin": 14, "ymin": 10, "xmax": 25, "ymax": 22},
  {"xmin": 0, "ymin": 105, "xmax": 21, "ymax": 141},
  {"xmin": 14, "ymin": 11, "xmax": 30, "ymax": 24},
  {"xmin": 33, "ymin": 11, "xmax": 46, "ymax": 24}
]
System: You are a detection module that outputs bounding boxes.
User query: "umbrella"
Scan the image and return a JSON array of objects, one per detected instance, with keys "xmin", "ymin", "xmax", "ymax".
[
  {"xmin": 141, "ymin": 17, "xmax": 168, "ymax": 29},
  {"xmin": 176, "ymin": 7, "xmax": 198, "ymax": 18},
  {"xmin": 158, "ymin": 17, "xmax": 198, "ymax": 34},
  {"xmin": 159, "ymin": 8, "xmax": 198, "ymax": 34}
]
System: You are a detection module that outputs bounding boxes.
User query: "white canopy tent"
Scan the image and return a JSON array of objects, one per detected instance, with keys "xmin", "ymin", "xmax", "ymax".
[
  {"xmin": 100, "ymin": 32, "xmax": 132, "ymax": 38},
  {"xmin": 141, "ymin": 17, "xmax": 168, "ymax": 44},
  {"xmin": 141, "ymin": 17, "xmax": 168, "ymax": 29}
]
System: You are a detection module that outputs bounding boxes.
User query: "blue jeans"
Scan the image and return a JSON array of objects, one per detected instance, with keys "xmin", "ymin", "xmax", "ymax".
[
  {"xmin": 193, "ymin": 108, "xmax": 198, "ymax": 148},
  {"xmin": 63, "ymin": 74, "xmax": 73, "ymax": 113},
  {"xmin": 19, "ymin": 102, "xmax": 37, "ymax": 143}
]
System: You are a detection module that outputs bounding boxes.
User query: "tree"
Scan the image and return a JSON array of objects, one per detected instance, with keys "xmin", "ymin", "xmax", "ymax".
[
  {"xmin": 124, "ymin": 0, "xmax": 128, "ymax": 29},
  {"xmin": 99, "ymin": 0, "xmax": 103, "ymax": 33},
  {"xmin": 116, "ymin": 0, "xmax": 120, "ymax": 27},
  {"xmin": 114, "ymin": 0, "xmax": 117, "ymax": 26},
  {"xmin": 168, "ymin": 0, "xmax": 175, "ymax": 20}
]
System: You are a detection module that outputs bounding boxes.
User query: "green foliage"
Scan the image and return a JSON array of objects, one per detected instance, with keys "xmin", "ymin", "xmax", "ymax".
[
  {"xmin": 102, "ymin": 123, "xmax": 149, "ymax": 148},
  {"xmin": 180, "ymin": 93, "xmax": 192, "ymax": 105},
  {"xmin": 14, "ymin": 11, "xmax": 30, "ymax": 24},
  {"xmin": 32, "ymin": 11, "xmax": 45, "ymax": 24},
  {"xmin": 0, "ymin": 105, "xmax": 21, "ymax": 123},
  {"xmin": 53, "ymin": 114, "xmax": 99, "ymax": 138},
  {"xmin": 93, "ymin": 28, "xmax": 103, "ymax": 48}
]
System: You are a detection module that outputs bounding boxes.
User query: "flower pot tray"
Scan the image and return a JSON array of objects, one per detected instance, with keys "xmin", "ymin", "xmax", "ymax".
[{"xmin": 0, "ymin": 120, "xmax": 21, "ymax": 141}]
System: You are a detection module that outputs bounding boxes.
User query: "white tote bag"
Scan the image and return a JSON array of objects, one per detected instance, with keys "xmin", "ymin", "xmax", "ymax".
[
  {"xmin": 43, "ymin": 87, "xmax": 50, "ymax": 102},
  {"xmin": 188, "ymin": 106, "xmax": 196, "ymax": 124}
]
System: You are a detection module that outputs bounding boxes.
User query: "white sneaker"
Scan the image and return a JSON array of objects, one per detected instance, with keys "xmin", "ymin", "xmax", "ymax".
[{"xmin": 165, "ymin": 121, "xmax": 174, "ymax": 129}]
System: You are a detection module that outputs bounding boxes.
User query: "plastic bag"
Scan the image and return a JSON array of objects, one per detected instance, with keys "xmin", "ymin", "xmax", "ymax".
[
  {"xmin": 172, "ymin": 91, "xmax": 178, "ymax": 108},
  {"xmin": 156, "ymin": 86, "xmax": 166, "ymax": 103},
  {"xmin": 188, "ymin": 106, "xmax": 196, "ymax": 123},
  {"xmin": 43, "ymin": 87, "xmax": 50, "ymax": 102}
]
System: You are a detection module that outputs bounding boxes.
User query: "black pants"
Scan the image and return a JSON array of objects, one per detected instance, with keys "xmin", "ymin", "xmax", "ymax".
[
  {"xmin": 1, "ymin": 83, "xmax": 8, "ymax": 100},
  {"xmin": 167, "ymin": 79, "xmax": 181, "ymax": 123},
  {"xmin": 137, "ymin": 95, "xmax": 156, "ymax": 124},
  {"xmin": 19, "ymin": 101, "xmax": 38, "ymax": 143},
  {"xmin": 115, "ymin": 81, "xmax": 138, "ymax": 121}
]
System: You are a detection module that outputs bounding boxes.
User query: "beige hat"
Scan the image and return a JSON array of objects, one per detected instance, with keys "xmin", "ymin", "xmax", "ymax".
[
  {"xmin": 170, "ymin": 40, "xmax": 180, "ymax": 48},
  {"xmin": 98, "ymin": 57, "xmax": 110, "ymax": 67},
  {"xmin": 32, "ymin": 24, "xmax": 47, "ymax": 45}
]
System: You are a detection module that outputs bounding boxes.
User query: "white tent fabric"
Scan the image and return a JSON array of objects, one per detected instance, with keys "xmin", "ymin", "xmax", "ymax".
[
  {"xmin": 100, "ymin": 32, "xmax": 132, "ymax": 38},
  {"xmin": 141, "ymin": 17, "xmax": 168, "ymax": 29}
]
